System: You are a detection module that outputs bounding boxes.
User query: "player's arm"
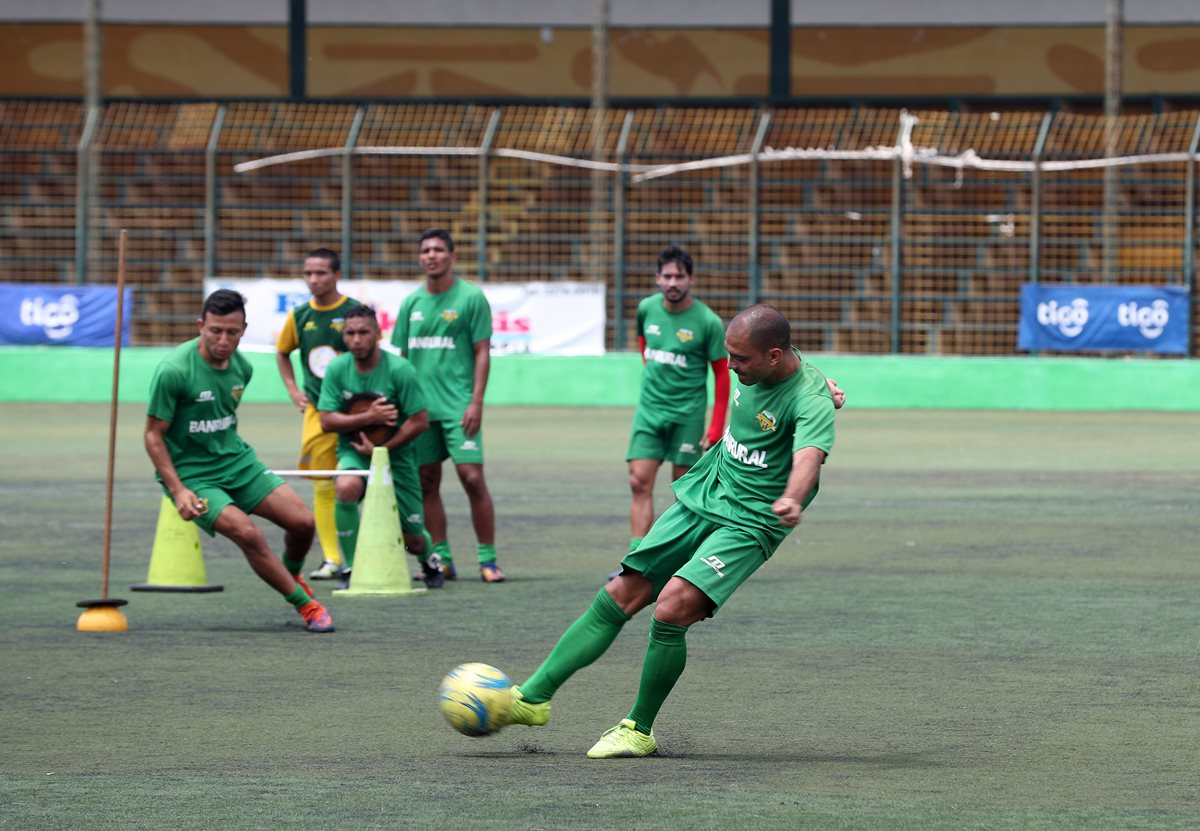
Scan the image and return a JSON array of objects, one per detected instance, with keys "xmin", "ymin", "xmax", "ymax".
[
  {"xmin": 143, "ymin": 416, "xmax": 206, "ymax": 522},
  {"xmin": 461, "ymin": 338, "xmax": 490, "ymax": 437},
  {"xmin": 274, "ymin": 313, "xmax": 307, "ymax": 410},
  {"xmin": 770, "ymin": 446, "xmax": 826, "ymax": 528},
  {"xmin": 701, "ymin": 357, "xmax": 730, "ymax": 450},
  {"xmin": 382, "ymin": 408, "xmax": 429, "ymax": 451},
  {"xmin": 318, "ymin": 399, "xmax": 399, "ymax": 434},
  {"xmin": 826, "ymin": 378, "xmax": 846, "ymax": 409}
]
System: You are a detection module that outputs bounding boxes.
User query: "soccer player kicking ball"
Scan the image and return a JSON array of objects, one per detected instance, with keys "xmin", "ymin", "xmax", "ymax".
[
  {"xmin": 144, "ymin": 289, "xmax": 334, "ymax": 633},
  {"xmin": 503, "ymin": 304, "xmax": 844, "ymax": 757},
  {"xmin": 316, "ymin": 306, "xmax": 444, "ymax": 590}
]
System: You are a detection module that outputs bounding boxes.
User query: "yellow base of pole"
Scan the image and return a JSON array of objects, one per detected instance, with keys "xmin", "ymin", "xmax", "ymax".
[{"xmin": 76, "ymin": 599, "xmax": 129, "ymax": 632}]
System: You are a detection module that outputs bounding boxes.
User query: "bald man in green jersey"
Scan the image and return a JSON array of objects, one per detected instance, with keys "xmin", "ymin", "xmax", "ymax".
[{"xmin": 498, "ymin": 305, "xmax": 842, "ymax": 756}]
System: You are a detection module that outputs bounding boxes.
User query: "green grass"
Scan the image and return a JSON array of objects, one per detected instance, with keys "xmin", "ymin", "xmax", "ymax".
[{"xmin": 1, "ymin": 404, "xmax": 1198, "ymax": 830}]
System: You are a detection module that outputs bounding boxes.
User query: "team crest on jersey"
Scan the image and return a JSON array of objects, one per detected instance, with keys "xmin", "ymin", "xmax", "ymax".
[
  {"xmin": 676, "ymin": 328, "xmax": 694, "ymax": 343},
  {"xmin": 440, "ymin": 309, "xmax": 459, "ymax": 324},
  {"xmin": 231, "ymin": 385, "xmax": 245, "ymax": 401},
  {"xmin": 331, "ymin": 317, "xmax": 345, "ymax": 332},
  {"xmin": 646, "ymin": 324, "xmax": 661, "ymax": 336},
  {"xmin": 756, "ymin": 409, "xmax": 777, "ymax": 431}
]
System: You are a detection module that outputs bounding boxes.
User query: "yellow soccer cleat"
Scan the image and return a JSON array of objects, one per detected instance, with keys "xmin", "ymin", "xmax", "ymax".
[
  {"xmin": 586, "ymin": 719, "xmax": 657, "ymax": 759},
  {"xmin": 506, "ymin": 686, "xmax": 551, "ymax": 727}
]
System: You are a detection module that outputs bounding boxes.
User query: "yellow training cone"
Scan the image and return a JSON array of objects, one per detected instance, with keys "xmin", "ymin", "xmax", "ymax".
[
  {"xmin": 333, "ymin": 446, "xmax": 425, "ymax": 598},
  {"xmin": 131, "ymin": 496, "xmax": 224, "ymax": 592}
]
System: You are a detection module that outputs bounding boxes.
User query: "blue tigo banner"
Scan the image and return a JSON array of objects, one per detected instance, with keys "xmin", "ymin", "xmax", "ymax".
[
  {"xmin": 1018, "ymin": 283, "xmax": 1190, "ymax": 354},
  {"xmin": 0, "ymin": 284, "xmax": 133, "ymax": 346}
]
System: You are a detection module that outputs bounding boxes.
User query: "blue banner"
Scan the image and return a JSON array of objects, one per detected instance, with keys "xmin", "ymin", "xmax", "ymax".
[
  {"xmin": 0, "ymin": 284, "xmax": 133, "ymax": 346},
  {"xmin": 1018, "ymin": 284, "xmax": 1190, "ymax": 355}
]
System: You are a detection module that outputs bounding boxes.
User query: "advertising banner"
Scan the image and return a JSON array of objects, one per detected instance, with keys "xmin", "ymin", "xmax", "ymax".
[
  {"xmin": 203, "ymin": 278, "xmax": 606, "ymax": 355},
  {"xmin": 1017, "ymin": 283, "xmax": 1190, "ymax": 355},
  {"xmin": 0, "ymin": 284, "xmax": 133, "ymax": 346}
]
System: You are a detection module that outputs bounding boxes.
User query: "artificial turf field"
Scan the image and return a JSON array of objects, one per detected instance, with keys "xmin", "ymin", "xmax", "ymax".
[{"xmin": 1, "ymin": 403, "xmax": 1197, "ymax": 830}]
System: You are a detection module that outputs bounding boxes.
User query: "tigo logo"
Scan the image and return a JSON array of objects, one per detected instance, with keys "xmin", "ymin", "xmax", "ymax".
[
  {"xmin": 1037, "ymin": 298, "xmax": 1089, "ymax": 337},
  {"xmin": 1117, "ymin": 299, "xmax": 1169, "ymax": 339}
]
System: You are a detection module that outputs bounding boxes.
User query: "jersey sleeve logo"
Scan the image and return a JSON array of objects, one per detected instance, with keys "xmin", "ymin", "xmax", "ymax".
[
  {"xmin": 440, "ymin": 309, "xmax": 459, "ymax": 323},
  {"xmin": 756, "ymin": 410, "xmax": 778, "ymax": 431},
  {"xmin": 676, "ymin": 328, "xmax": 694, "ymax": 343}
]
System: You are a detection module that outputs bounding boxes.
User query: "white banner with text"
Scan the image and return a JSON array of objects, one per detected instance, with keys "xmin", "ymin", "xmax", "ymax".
[{"xmin": 203, "ymin": 278, "xmax": 606, "ymax": 355}]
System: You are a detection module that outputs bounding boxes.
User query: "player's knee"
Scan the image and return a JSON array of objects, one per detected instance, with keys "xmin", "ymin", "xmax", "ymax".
[
  {"xmin": 334, "ymin": 478, "xmax": 361, "ymax": 502},
  {"xmin": 225, "ymin": 518, "xmax": 266, "ymax": 553},
  {"xmin": 629, "ymin": 470, "xmax": 652, "ymax": 495},
  {"xmin": 654, "ymin": 579, "xmax": 712, "ymax": 626},
  {"xmin": 419, "ymin": 466, "xmax": 441, "ymax": 493}
]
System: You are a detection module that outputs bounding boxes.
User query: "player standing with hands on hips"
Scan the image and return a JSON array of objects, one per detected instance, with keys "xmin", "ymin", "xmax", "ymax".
[
  {"xmin": 391, "ymin": 229, "xmax": 505, "ymax": 583},
  {"xmin": 144, "ymin": 289, "xmax": 335, "ymax": 633},
  {"xmin": 501, "ymin": 305, "xmax": 844, "ymax": 756},
  {"xmin": 275, "ymin": 248, "xmax": 363, "ymax": 582}
]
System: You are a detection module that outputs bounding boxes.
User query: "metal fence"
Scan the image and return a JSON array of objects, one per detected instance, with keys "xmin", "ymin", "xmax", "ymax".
[{"xmin": 1, "ymin": 100, "xmax": 1197, "ymax": 354}]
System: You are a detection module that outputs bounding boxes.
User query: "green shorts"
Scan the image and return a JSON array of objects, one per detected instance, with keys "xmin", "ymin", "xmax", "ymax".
[
  {"xmin": 338, "ymin": 448, "xmax": 425, "ymax": 535},
  {"xmin": 620, "ymin": 501, "xmax": 774, "ymax": 615},
  {"xmin": 166, "ymin": 454, "xmax": 286, "ymax": 537},
  {"xmin": 626, "ymin": 406, "xmax": 705, "ymax": 467},
  {"xmin": 415, "ymin": 420, "xmax": 484, "ymax": 466}
]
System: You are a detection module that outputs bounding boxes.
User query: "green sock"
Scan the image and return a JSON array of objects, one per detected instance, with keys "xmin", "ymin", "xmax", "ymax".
[
  {"xmin": 519, "ymin": 589, "xmax": 631, "ymax": 704},
  {"xmin": 477, "ymin": 542, "xmax": 497, "ymax": 565},
  {"xmin": 432, "ymin": 540, "xmax": 452, "ymax": 565},
  {"xmin": 626, "ymin": 617, "xmax": 689, "ymax": 734},
  {"xmin": 335, "ymin": 500, "xmax": 360, "ymax": 569},
  {"xmin": 281, "ymin": 553, "xmax": 305, "ymax": 577},
  {"xmin": 284, "ymin": 586, "xmax": 311, "ymax": 608},
  {"xmin": 629, "ymin": 536, "xmax": 643, "ymax": 553}
]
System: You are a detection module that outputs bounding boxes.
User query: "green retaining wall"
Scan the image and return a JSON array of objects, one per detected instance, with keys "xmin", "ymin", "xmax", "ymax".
[{"xmin": 2, "ymin": 346, "xmax": 1199, "ymax": 410}]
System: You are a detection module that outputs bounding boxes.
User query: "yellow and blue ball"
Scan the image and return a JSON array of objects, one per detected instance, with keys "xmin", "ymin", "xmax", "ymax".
[{"xmin": 438, "ymin": 662, "xmax": 513, "ymax": 737}]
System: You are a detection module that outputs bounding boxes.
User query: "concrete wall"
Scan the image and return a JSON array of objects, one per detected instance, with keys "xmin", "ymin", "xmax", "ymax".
[{"xmin": 4, "ymin": 346, "xmax": 1199, "ymax": 411}]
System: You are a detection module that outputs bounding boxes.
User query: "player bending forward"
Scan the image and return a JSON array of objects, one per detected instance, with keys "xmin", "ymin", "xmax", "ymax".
[
  {"xmin": 144, "ymin": 289, "xmax": 334, "ymax": 633},
  {"xmin": 500, "ymin": 304, "xmax": 841, "ymax": 756}
]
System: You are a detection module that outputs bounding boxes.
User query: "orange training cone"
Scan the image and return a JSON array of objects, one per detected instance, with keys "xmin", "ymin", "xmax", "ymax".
[{"xmin": 131, "ymin": 495, "xmax": 224, "ymax": 592}]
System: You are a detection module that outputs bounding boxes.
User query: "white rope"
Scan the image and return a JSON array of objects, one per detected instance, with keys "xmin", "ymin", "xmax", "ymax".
[{"xmin": 233, "ymin": 137, "xmax": 1200, "ymax": 180}]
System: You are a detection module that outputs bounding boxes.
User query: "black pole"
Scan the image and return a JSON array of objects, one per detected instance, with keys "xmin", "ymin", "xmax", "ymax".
[
  {"xmin": 289, "ymin": 0, "xmax": 306, "ymax": 99},
  {"xmin": 769, "ymin": 0, "xmax": 791, "ymax": 101}
]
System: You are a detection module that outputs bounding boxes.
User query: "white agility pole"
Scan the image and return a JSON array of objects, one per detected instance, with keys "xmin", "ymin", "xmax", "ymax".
[{"xmin": 272, "ymin": 469, "xmax": 369, "ymax": 477}]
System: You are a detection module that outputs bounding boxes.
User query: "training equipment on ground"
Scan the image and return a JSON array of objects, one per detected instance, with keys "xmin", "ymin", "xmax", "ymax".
[
  {"xmin": 438, "ymin": 663, "xmax": 513, "ymax": 737},
  {"xmin": 131, "ymin": 495, "xmax": 223, "ymax": 592},
  {"xmin": 586, "ymin": 719, "xmax": 658, "ymax": 759},
  {"xmin": 331, "ymin": 446, "xmax": 425, "ymax": 598},
  {"xmin": 343, "ymin": 391, "xmax": 397, "ymax": 447}
]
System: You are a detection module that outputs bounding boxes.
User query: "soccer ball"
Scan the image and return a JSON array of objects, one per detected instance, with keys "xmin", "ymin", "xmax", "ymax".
[{"xmin": 438, "ymin": 662, "xmax": 513, "ymax": 737}]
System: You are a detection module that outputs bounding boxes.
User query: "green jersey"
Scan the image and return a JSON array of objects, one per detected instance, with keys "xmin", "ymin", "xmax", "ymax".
[
  {"xmin": 636, "ymin": 294, "xmax": 726, "ymax": 420},
  {"xmin": 275, "ymin": 295, "xmax": 364, "ymax": 405},
  {"xmin": 146, "ymin": 338, "xmax": 256, "ymax": 482},
  {"xmin": 391, "ymin": 279, "xmax": 492, "ymax": 422},
  {"xmin": 317, "ymin": 350, "xmax": 427, "ymax": 469},
  {"xmin": 673, "ymin": 355, "xmax": 836, "ymax": 553}
]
